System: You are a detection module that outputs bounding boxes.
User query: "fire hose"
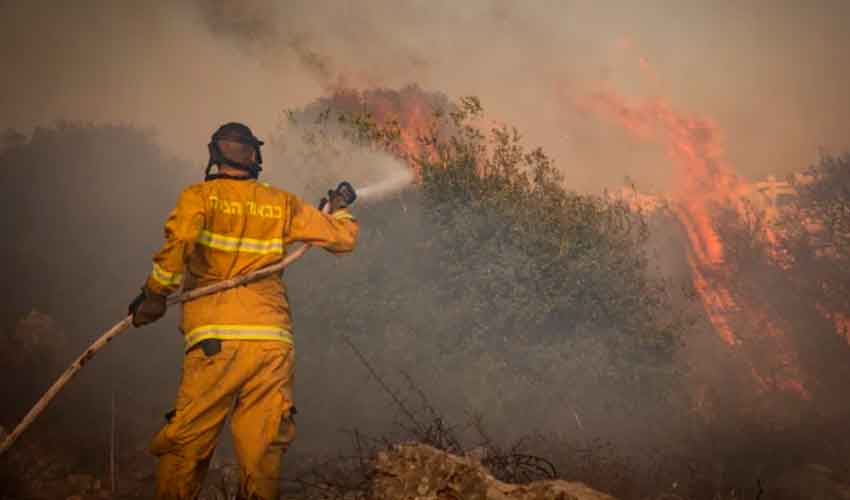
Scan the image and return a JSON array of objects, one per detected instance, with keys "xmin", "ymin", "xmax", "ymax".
[{"xmin": 0, "ymin": 243, "xmax": 314, "ymax": 457}]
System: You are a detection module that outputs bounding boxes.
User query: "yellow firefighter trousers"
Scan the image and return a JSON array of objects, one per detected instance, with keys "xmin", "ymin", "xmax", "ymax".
[{"xmin": 150, "ymin": 340, "xmax": 295, "ymax": 500}]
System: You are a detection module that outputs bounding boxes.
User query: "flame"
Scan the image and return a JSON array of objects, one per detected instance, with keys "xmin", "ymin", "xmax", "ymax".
[
  {"xmin": 578, "ymin": 85, "xmax": 810, "ymax": 400},
  {"xmin": 303, "ymin": 86, "xmax": 445, "ymax": 173},
  {"xmin": 357, "ymin": 87, "xmax": 440, "ymax": 169}
]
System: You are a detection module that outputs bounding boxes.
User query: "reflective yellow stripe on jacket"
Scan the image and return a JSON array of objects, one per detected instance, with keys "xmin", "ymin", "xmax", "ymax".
[
  {"xmin": 332, "ymin": 211, "xmax": 356, "ymax": 222},
  {"xmin": 184, "ymin": 324, "xmax": 294, "ymax": 351},
  {"xmin": 151, "ymin": 262, "xmax": 183, "ymax": 288},
  {"xmin": 197, "ymin": 230, "xmax": 284, "ymax": 255}
]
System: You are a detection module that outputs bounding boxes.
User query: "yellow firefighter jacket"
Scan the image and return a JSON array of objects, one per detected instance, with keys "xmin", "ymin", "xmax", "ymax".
[{"xmin": 145, "ymin": 178, "xmax": 358, "ymax": 351}]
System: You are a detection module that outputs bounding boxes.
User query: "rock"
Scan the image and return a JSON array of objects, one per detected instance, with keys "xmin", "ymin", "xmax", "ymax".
[{"xmin": 373, "ymin": 443, "xmax": 616, "ymax": 500}]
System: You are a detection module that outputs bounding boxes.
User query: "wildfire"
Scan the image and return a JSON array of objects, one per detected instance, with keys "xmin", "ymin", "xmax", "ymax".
[
  {"xmin": 367, "ymin": 89, "xmax": 436, "ymax": 164},
  {"xmin": 577, "ymin": 83, "xmax": 810, "ymax": 400},
  {"xmin": 305, "ymin": 79, "xmax": 832, "ymax": 402},
  {"xmin": 308, "ymin": 86, "xmax": 443, "ymax": 172}
]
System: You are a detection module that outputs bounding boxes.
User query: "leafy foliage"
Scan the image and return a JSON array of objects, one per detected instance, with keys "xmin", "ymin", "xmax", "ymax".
[
  {"xmin": 418, "ymin": 98, "xmax": 675, "ymax": 354},
  {"xmin": 780, "ymin": 154, "xmax": 850, "ymax": 312},
  {"xmin": 284, "ymin": 93, "xmax": 689, "ymax": 450}
]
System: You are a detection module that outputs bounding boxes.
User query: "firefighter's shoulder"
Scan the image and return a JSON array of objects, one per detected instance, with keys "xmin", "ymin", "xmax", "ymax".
[
  {"xmin": 254, "ymin": 182, "xmax": 300, "ymax": 203},
  {"xmin": 171, "ymin": 182, "xmax": 207, "ymax": 207}
]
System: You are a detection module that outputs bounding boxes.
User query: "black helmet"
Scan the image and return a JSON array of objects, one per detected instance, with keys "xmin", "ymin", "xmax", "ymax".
[{"xmin": 205, "ymin": 122, "xmax": 265, "ymax": 180}]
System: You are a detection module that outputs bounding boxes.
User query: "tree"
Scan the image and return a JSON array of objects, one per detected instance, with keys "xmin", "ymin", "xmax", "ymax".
[
  {"xmin": 782, "ymin": 154, "xmax": 850, "ymax": 308},
  {"xmin": 282, "ymin": 91, "xmax": 689, "ymax": 445}
]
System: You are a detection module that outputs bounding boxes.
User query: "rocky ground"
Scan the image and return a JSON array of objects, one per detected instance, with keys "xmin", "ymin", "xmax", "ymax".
[
  {"xmin": 2, "ymin": 423, "xmax": 615, "ymax": 500},
  {"xmin": 372, "ymin": 443, "xmax": 614, "ymax": 500},
  {"xmin": 5, "ymin": 422, "xmax": 850, "ymax": 500}
]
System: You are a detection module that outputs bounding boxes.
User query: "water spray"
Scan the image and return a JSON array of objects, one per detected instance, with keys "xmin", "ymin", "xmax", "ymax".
[
  {"xmin": 328, "ymin": 152, "xmax": 414, "ymax": 204},
  {"xmin": 357, "ymin": 167, "xmax": 414, "ymax": 203}
]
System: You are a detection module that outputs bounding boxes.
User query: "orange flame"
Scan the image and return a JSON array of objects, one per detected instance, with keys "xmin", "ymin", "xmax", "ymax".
[
  {"xmin": 578, "ymin": 85, "xmax": 809, "ymax": 400},
  {"xmin": 306, "ymin": 86, "xmax": 445, "ymax": 174},
  {"xmin": 361, "ymin": 88, "xmax": 439, "ymax": 170}
]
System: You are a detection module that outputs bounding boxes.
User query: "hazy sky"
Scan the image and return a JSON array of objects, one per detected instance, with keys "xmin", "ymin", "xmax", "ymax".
[{"xmin": 2, "ymin": 0, "xmax": 848, "ymax": 192}]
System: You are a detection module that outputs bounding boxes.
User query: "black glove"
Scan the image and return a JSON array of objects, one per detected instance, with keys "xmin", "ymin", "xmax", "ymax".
[
  {"xmin": 128, "ymin": 286, "xmax": 167, "ymax": 327},
  {"xmin": 319, "ymin": 181, "xmax": 357, "ymax": 212}
]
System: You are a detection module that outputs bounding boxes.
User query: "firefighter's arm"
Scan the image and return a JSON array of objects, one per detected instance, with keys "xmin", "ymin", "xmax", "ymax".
[
  {"xmin": 144, "ymin": 186, "xmax": 206, "ymax": 296},
  {"xmin": 284, "ymin": 194, "xmax": 359, "ymax": 254}
]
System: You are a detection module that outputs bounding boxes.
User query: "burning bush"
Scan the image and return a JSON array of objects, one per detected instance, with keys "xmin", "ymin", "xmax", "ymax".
[{"xmin": 282, "ymin": 89, "xmax": 691, "ymax": 486}]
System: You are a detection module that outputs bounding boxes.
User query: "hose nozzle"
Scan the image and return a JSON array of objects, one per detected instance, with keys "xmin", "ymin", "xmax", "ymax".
[{"xmin": 319, "ymin": 181, "xmax": 357, "ymax": 211}]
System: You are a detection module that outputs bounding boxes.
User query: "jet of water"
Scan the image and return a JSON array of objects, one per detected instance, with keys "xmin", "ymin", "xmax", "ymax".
[{"xmin": 355, "ymin": 156, "xmax": 414, "ymax": 203}]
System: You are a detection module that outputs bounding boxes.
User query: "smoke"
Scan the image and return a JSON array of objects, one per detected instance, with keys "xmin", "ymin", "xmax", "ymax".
[{"xmin": 3, "ymin": 1, "xmax": 849, "ymax": 192}]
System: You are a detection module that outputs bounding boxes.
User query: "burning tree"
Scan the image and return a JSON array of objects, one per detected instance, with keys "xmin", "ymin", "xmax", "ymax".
[{"xmin": 282, "ymin": 87, "xmax": 691, "ymax": 477}]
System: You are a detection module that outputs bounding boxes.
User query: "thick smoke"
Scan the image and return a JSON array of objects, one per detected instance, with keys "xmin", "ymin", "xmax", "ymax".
[{"xmin": 2, "ymin": 0, "xmax": 849, "ymax": 191}]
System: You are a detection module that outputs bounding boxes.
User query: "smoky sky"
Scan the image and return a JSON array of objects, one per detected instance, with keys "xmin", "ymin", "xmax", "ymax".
[{"xmin": 2, "ymin": 0, "xmax": 849, "ymax": 192}]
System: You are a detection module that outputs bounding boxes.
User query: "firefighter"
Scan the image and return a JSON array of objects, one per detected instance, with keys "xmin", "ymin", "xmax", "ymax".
[{"xmin": 128, "ymin": 122, "xmax": 358, "ymax": 499}]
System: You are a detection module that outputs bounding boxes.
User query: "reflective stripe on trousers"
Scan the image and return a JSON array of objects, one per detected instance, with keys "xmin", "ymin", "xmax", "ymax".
[{"xmin": 184, "ymin": 324, "xmax": 294, "ymax": 352}]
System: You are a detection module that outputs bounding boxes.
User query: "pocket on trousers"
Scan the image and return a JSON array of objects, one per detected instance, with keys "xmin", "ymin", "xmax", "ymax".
[{"xmin": 177, "ymin": 343, "xmax": 237, "ymax": 406}]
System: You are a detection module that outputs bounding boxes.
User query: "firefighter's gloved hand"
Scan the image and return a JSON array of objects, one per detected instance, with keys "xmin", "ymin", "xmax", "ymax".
[
  {"xmin": 318, "ymin": 190, "xmax": 333, "ymax": 212},
  {"xmin": 128, "ymin": 286, "xmax": 167, "ymax": 327}
]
